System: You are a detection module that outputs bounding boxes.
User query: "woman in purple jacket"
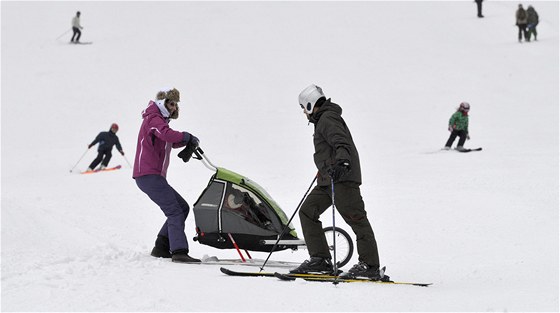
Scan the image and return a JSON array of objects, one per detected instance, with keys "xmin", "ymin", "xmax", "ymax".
[{"xmin": 133, "ymin": 88, "xmax": 200, "ymax": 263}]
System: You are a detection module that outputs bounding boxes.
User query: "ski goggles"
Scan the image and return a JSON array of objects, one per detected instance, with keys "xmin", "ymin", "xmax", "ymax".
[{"xmin": 300, "ymin": 102, "xmax": 312, "ymax": 112}]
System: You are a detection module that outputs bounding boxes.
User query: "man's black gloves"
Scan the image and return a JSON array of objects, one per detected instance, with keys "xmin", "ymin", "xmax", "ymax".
[
  {"xmin": 177, "ymin": 135, "xmax": 200, "ymax": 163},
  {"xmin": 329, "ymin": 159, "xmax": 351, "ymax": 182}
]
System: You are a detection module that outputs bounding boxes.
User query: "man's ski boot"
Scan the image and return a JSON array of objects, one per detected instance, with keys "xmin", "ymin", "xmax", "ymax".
[
  {"xmin": 339, "ymin": 262, "xmax": 390, "ymax": 281},
  {"xmin": 290, "ymin": 257, "xmax": 333, "ymax": 274}
]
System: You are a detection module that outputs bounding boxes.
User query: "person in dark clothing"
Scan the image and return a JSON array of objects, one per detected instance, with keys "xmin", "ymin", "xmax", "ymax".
[
  {"xmin": 516, "ymin": 4, "xmax": 528, "ymax": 42},
  {"xmin": 290, "ymin": 84, "xmax": 388, "ymax": 281},
  {"xmin": 475, "ymin": 0, "xmax": 484, "ymax": 18},
  {"xmin": 526, "ymin": 5, "xmax": 539, "ymax": 41},
  {"xmin": 87, "ymin": 123, "xmax": 124, "ymax": 171}
]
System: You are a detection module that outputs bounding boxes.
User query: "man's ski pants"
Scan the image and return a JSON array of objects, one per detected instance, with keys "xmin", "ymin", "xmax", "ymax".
[
  {"xmin": 89, "ymin": 149, "xmax": 112, "ymax": 169},
  {"xmin": 299, "ymin": 182, "xmax": 380, "ymax": 268},
  {"xmin": 135, "ymin": 175, "xmax": 190, "ymax": 253}
]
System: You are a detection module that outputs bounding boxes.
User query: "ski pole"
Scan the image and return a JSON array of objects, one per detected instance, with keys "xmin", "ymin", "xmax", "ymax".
[
  {"xmin": 69, "ymin": 148, "xmax": 89, "ymax": 172},
  {"xmin": 330, "ymin": 176, "xmax": 339, "ymax": 285},
  {"xmin": 55, "ymin": 28, "xmax": 72, "ymax": 41},
  {"xmin": 259, "ymin": 172, "xmax": 318, "ymax": 272},
  {"xmin": 122, "ymin": 153, "xmax": 132, "ymax": 168}
]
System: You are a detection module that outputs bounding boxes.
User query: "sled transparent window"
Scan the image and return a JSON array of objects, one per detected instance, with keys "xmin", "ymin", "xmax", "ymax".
[{"xmin": 222, "ymin": 184, "xmax": 274, "ymax": 229}]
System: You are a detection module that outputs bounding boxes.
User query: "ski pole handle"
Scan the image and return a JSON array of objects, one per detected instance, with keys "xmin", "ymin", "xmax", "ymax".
[{"xmin": 194, "ymin": 147, "xmax": 204, "ymax": 160}]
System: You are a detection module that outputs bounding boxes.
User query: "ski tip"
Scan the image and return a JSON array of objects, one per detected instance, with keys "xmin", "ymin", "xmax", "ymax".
[{"xmin": 274, "ymin": 272, "xmax": 296, "ymax": 281}]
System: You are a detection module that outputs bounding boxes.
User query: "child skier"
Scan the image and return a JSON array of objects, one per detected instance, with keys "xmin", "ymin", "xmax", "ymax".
[{"xmin": 444, "ymin": 102, "xmax": 471, "ymax": 151}]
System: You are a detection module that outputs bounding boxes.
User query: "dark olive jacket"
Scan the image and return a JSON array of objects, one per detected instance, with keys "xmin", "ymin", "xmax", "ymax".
[{"xmin": 310, "ymin": 99, "xmax": 362, "ymax": 187}]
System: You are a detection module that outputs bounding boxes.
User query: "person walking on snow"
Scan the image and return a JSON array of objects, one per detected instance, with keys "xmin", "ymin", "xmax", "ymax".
[
  {"xmin": 515, "ymin": 4, "xmax": 528, "ymax": 42},
  {"xmin": 71, "ymin": 11, "xmax": 83, "ymax": 43},
  {"xmin": 526, "ymin": 5, "xmax": 539, "ymax": 41},
  {"xmin": 475, "ymin": 0, "xmax": 484, "ymax": 18},
  {"xmin": 87, "ymin": 123, "xmax": 124, "ymax": 171},
  {"xmin": 133, "ymin": 88, "xmax": 201, "ymax": 264},
  {"xmin": 444, "ymin": 102, "xmax": 471, "ymax": 151},
  {"xmin": 290, "ymin": 84, "xmax": 388, "ymax": 281}
]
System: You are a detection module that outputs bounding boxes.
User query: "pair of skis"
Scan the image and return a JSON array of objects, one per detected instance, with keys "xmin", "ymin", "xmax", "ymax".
[
  {"xmin": 220, "ymin": 267, "xmax": 432, "ymax": 287},
  {"xmin": 81, "ymin": 165, "xmax": 122, "ymax": 174}
]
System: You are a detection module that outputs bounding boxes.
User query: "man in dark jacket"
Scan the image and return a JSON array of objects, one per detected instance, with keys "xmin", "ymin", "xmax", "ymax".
[
  {"xmin": 290, "ymin": 84, "xmax": 386, "ymax": 281},
  {"xmin": 87, "ymin": 123, "xmax": 124, "ymax": 171}
]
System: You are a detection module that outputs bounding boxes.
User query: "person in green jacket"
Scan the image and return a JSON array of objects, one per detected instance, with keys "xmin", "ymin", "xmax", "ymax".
[
  {"xmin": 290, "ymin": 84, "xmax": 388, "ymax": 281},
  {"xmin": 444, "ymin": 102, "xmax": 471, "ymax": 151}
]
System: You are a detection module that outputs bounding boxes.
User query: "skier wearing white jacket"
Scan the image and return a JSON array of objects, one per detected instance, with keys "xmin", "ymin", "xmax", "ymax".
[{"xmin": 71, "ymin": 11, "xmax": 83, "ymax": 43}]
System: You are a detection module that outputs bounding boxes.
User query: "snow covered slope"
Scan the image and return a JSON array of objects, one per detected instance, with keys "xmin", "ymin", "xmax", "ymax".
[{"xmin": 1, "ymin": 1, "xmax": 558, "ymax": 311}]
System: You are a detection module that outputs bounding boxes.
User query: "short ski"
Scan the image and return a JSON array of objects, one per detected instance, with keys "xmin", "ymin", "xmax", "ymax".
[
  {"xmin": 219, "ymin": 267, "xmax": 335, "ymax": 279},
  {"xmin": 201, "ymin": 257, "xmax": 299, "ymax": 269},
  {"xmin": 425, "ymin": 147, "xmax": 482, "ymax": 154},
  {"xmin": 220, "ymin": 267, "xmax": 432, "ymax": 287},
  {"xmin": 81, "ymin": 165, "xmax": 121, "ymax": 174},
  {"xmin": 457, "ymin": 147, "xmax": 482, "ymax": 153}
]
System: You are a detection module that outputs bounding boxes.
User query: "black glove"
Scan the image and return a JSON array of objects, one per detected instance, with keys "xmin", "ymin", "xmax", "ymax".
[
  {"xmin": 328, "ymin": 159, "xmax": 351, "ymax": 182},
  {"xmin": 177, "ymin": 136, "xmax": 200, "ymax": 163},
  {"xmin": 189, "ymin": 135, "xmax": 199, "ymax": 148}
]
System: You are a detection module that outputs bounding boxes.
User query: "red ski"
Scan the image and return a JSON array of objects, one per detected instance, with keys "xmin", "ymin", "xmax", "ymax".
[{"xmin": 81, "ymin": 165, "xmax": 122, "ymax": 174}]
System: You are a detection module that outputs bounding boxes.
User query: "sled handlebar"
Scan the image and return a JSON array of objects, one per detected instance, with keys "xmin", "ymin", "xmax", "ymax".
[{"xmin": 194, "ymin": 146, "xmax": 218, "ymax": 172}]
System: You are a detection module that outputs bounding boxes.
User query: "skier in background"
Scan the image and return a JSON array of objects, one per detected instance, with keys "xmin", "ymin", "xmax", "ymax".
[
  {"xmin": 475, "ymin": 0, "xmax": 484, "ymax": 18},
  {"xmin": 133, "ymin": 88, "xmax": 201, "ymax": 264},
  {"xmin": 526, "ymin": 5, "xmax": 539, "ymax": 41},
  {"xmin": 515, "ymin": 4, "xmax": 528, "ymax": 42},
  {"xmin": 87, "ymin": 123, "xmax": 124, "ymax": 171},
  {"xmin": 444, "ymin": 102, "xmax": 471, "ymax": 151},
  {"xmin": 290, "ymin": 84, "xmax": 388, "ymax": 281},
  {"xmin": 71, "ymin": 11, "xmax": 83, "ymax": 43}
]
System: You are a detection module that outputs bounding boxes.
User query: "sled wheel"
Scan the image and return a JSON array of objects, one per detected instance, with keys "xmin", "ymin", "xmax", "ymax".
[{"xmin": 322, "ymin": 226, "xmax": 354, "ymax": 268}]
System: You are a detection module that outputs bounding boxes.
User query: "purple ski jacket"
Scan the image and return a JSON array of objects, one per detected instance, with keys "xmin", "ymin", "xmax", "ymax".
[{"xmin": 133, "ymin": 101, "xmax": 190, "ymax": 178}]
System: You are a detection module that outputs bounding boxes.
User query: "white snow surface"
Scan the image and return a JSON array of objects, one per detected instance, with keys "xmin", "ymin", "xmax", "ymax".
[{"xmin": 1, "ymin": 1, "xmax": 559, "ymax": 312}]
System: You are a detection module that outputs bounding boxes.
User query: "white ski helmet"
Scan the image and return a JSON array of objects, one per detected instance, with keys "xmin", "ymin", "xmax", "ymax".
[
  {"xmin": 299, "ymin": 84, "xmax": 325, "ymax": 114},
  {"xmin": 460, "ymin": 102, "xmax": 470, "ymax": 110}
]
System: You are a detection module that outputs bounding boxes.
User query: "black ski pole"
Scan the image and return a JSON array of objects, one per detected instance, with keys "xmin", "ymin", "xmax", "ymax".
[
  {"xmin": 330, "ymin": 176, "xmax": 339, "ymax": 285},
  {"xmin": 259, "ymin": 172, "xmax": 318, "ymax": 272}
]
